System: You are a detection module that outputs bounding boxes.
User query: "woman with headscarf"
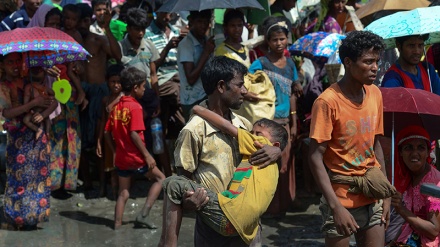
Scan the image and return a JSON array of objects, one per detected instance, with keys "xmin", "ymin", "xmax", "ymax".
[
  {"xmin": 388, "ymin": 125, "xmax": 440, "ymax": 246},
  {"xmin": 310, "ymin": 0, "xmax": 345, "ymax": 34}
]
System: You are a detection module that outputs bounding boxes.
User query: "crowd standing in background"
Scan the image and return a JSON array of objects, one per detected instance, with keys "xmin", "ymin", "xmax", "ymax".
[{"xmin": 1, "ymin": 0, "xmax": 440, "ymax": 246}]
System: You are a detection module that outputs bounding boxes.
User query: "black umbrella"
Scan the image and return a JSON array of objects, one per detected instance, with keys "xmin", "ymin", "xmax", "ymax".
[{"xmin": 157, "ymin": 0, "xmax": 264, "ymax": 13}]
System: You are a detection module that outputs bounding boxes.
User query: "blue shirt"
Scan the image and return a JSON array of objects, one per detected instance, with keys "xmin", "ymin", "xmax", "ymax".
[
  {"xmin": 249, "ymin": 57, "xmax": 298, "ymax": 118},
  {"xmin": 177, "ymin": 31, "xmax": 209, "ymax": 105},
  {"xmin": 0, "ymin": 9, "xmax": 30, "ymax": 32},
  {"xmin": 382, "ymin": 62, "xmax": 440, "ymax": 96}
]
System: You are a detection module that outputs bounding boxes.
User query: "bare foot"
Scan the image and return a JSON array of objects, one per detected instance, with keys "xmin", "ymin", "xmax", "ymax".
[{"xmin": 35, "ymin": 128, "xmax": 43, "ymax": 140}]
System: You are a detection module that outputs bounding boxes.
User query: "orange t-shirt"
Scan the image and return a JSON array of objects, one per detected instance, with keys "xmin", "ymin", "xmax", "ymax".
[{"xmin": 310, "ymin": 83, "xmax": 384, "ymax": 208}]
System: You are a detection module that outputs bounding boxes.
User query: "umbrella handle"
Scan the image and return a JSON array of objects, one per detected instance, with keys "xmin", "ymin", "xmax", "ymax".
[
  {"xmin": 391, "ymin": 112, "xmax": 395, "ymax": 186},
  {"xmin": 424, "ymin": 47, "xmax": 433, "ymax": 93}
]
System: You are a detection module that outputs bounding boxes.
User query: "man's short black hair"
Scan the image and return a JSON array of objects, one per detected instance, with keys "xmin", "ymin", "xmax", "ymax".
[
  {"xmin": 254, "ymin": 118, "xmax": 288, "ymax": 151},
  {"xmin": 92, "ymin": 0, "xmax": 109, "ymax": 10},
  {"xmin": 339, "ymin": 31, "xmax": 385, "ymax": 63},
  {"xmin": 106, "ymin": 64, "xmax": 125, "ymax": 79},
  {"xmin": 189, "ymin": 9, "xmax": 212, "ymax": 21},
  {"xmin": 201, "ymin": 56, "xmax": 248, "ymax": 96},
  {"xmin": 63, "ymin": 4, "xmax": 81, "ymax": 19},
  {"xmin": 395, "ymin": 34, "xmax": 429, "ymax": 47},
  {"xmin": 126, "ymin": 8, "xmax": 149, "ymax": 29},
  {"xmin": 223, "ymin": 9, "xmax": 244, "ymax": 27},
  {"xmin": 76, "ymin": 3, "xmax": 93, "ymax": 19},
  {"xmin": 120, "ymin": 66, "xmax": 147, "ymax": 93}
]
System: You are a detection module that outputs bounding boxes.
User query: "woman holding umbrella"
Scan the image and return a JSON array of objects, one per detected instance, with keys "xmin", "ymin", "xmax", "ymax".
[
  {"xmin": 387, "ymin": 125, "xmax": 440, "ymax": 246},
  {"xmin": 0, "ymin": 52, "xmax": 57, "ymax": 229}
]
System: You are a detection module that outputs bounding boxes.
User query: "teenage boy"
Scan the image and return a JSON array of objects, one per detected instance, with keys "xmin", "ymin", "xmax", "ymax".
[{"xmin": 308, "ymin": 31, "xmax": 391, "ymax": 246}]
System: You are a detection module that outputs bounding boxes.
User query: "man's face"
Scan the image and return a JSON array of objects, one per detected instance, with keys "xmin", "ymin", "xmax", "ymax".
[
  {"xmin": 222, "ymin": 73, "xmax": 247, "ymax": 110},
  {"xmin": 127, "ymin": 26, "xmax": 146, "ymax": 47},
  {"xmin": 156, "ymin": 12, "xmax": 171, "ymax": 27},
  {"xmin": 1, "ymin": 53, "xmax": 22, "ymax": 79},
  {"xmin": 345, "ymin": 48, "xmax": 380, "ymax": 85},
  {"xmin": 77, "ymin": 17, "xmax": 92, "ymax": 36},
  {"xmin": 398, "ymin": 37, "xmax": 424, "ymax": 66},
  {"xmin": 24, "ymin": 0, "xmax": 41, "ymax": 12},
  {"xmin": 190, "ymin": 17, "xmax": 210, "ymax": 38},
  {"xmin": 94, "ymin": 3, "xmax": 108, "ymax": 24}
]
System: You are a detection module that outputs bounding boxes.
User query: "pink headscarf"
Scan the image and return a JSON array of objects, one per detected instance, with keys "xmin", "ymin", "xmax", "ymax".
[
  {"xmin": 27, "ymin": 4, "xmax": 55, "ymax": 28},
  {"xmin": 394, "ymin": 125, "xmax": 431, "ymax": 193}
]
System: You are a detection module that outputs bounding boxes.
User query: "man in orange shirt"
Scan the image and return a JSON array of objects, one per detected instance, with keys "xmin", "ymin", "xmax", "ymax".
[{"xmin": 308, "ymin": 31, "xmax": 390, "ymax": 246}]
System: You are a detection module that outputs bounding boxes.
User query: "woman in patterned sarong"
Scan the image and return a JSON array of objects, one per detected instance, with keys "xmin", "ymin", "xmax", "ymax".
[{"xmin": 0, "ymin": 53, "xmax": 56, "ymax": 229}]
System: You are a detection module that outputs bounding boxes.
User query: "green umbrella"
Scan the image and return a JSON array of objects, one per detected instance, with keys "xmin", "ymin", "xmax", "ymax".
[{"xmin": 364, "ymin": 6, "xmax": 440, "ymax": 48}]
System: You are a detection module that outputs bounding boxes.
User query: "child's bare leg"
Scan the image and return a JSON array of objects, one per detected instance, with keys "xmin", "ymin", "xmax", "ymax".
[
  {"xmin": 114, "ymin": 175, "xmax": 131, "ymax": 230},
  {"xmin": 163, "ymin": 195, "xmax": 183, "ymax": 247},
  {"xmin": 354, "ymin": 224, "xmax": 384, "ymax": 247},
  {"xmin": 136, "ymin": 166, "xmax": 165, "ymax": 228},
  {"xmin": 110, "ymin": 170, "xmax": 119, "ymax": 200}
]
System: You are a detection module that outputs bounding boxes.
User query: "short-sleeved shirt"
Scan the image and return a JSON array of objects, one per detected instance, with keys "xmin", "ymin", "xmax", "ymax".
[
  {"xmin": 119, "ymin": 37, "xmax": 160, "ymax": 88},
  {"xmin": 382, "ymin": 62, "xmax": 440, "ymax": 96},
  {"xmin": 177, "ymin": 31, "xmax": 209, "ymax": 105},
  {"xmin": 105, "ymin": 96, "xmax": 146, "ymax": 170},
  {"xmin": 145, "ymin": 20, "xmax": 179, "ymax": 85},
  {"xmin": 309, "ymin": 83, "xmax": 384, "ymax": 208},
  {"xmin": 249, "ymin": 57, "xmax": 298, "ymax": 118},
  {"xmin": 214, "ymin": 42, "xmax": 250, "ymax": 68},
  {"xmin": 0, "ymin": 9, "xmax": 30, "ymax": 31},
  {"xmin": 174, "ymin": 101, "xmax": 253, "ymax": 193}
]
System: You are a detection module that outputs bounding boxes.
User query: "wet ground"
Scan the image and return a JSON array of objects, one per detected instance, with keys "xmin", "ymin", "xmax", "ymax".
[{"xmin": 0, "ymin": 179, "xmax": 325, "ymax": 247}]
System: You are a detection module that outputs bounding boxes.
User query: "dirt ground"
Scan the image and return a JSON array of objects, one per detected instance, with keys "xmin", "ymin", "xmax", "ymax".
[{"xmin": 0, "ymin": 179, "xmax": 326, "ymax": 247}]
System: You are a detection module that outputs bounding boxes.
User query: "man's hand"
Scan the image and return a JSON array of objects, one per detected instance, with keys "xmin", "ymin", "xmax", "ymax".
[
  {"xmin": 166, "ymin": 37, "xmax": 180, "ymax": 49},
  {"xmin": 152, "ymin": 104, "xmax": 161, "ymax": 118},
  {"xmin": 249, "ymin": 141, "xmax": 282, "ymax": 169},
  {"xmin": 293, "ymin": 83, "xmax": 303, "ymax": 98},
  {"xmin": 103, "ymin": 9, "xmax": 112, "ymax": 28},
  {"xmin": 203, "ymin": 36, "xmax": 216, "ymax": 54},
  {"xmin": 244, "ymin": 92, "xmax": 260, "ymax": 103},
  {"xmin": 182, "ymin": 188, "xmax": 209, "ymax": 211},
  {"xmin": 96, "ymin": 142, "xmax": 102, "ymax": 157},
  {"xmin": 45, "ymin": 66, "xmax": 61, "ymax": 78},
  {"xmin": 333, "ymin": 205, "xmax": 360, "ymax": 236},
  {"xmin": 381, "ymin": 198, "xmax": 391, "ymax": 230}
]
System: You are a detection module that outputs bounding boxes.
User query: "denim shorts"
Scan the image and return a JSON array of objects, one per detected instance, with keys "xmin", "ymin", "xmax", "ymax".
[
  {"xmin": 116, "ymin": 165, "xmax": 149, "ymax": 177},
  {"xmin": 319, "ymin": 196, "xmax": 383, "ymax": 238}
]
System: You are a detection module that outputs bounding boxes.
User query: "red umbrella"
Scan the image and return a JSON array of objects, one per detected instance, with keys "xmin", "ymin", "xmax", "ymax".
[
  {"xmin": 380, "ymin": 87, "xmax": 440, "ymax": 140},
  {"xmin": 380, "ymin": 87, "xmax": 440, "ymax": 185}
]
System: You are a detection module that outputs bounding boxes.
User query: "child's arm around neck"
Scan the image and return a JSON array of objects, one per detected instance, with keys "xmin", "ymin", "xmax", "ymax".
[{"xmin": 193, "ymin": 105, "xmax": 238, "ymax": 137}]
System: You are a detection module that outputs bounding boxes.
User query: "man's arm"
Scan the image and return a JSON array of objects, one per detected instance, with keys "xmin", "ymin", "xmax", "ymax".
[
  {"xmin": 182, "ymin": 36, "xmax": 215, "ymax": 86},
  {"xmin": 308, "ymin": 138, "xmax": 359, "ymax": 236},
  {"xmin": 154, "ymin": 37, "xmax": 180, "ymax": 69},
  {"xmin": 102, "ymin": 9, "xmax": 122, "ymax": 61},
  {"xmin": 374, "ymin": 135, "xmax": 391, "ymax": 229}
]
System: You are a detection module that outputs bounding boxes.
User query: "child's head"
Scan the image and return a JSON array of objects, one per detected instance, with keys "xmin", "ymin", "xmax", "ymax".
[
  {"xmin": 0, "ymin": 53, "xmax": 22, "ymax": 79},
  {"xmin": 62, "ymin": 4, "xmax": 81, "ymax": 30},
  {"xmin": 223, "ymin": 9, "xmax": 245, "ymax": 42},
  {"xmin": 76, "ymin": 3, "xmax": 93, "ymax": 36},
  {"xmin": 91, "ymin": 0, "xmax": 110, "ymax": 24},
  {"xmin": 106, "ymin": 64, "xmax": 124, "ymax": 95},
  {"xmin": 188, "ymin": 10, "xmax": 212, "ymax": 39},
  {"xmin": 262, "ymin": 16, "xmax": 291, "ymax": 52},
  {"xmin": 126, "ymin": 8, "xmax": 149, "ymax": 46},
  {"xmin": 252, "ymin": 118, "xmax": 288, "ymax": 151},
  {"xmin": 28, "ymin": 66, "xmax": 46, "ymax": 83},
  {"xmin": 120, "ymin": 66, "xmax": 147, "ymax": 99},
  {"xmin": 44, "ymin": 7, "xmax": 62, "ymax": 29}
]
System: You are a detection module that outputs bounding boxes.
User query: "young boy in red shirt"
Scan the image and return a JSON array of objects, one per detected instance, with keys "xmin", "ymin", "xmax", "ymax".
[{"xmin": 104, "ymin": 66, "xmax": 165, "ymax": 230}]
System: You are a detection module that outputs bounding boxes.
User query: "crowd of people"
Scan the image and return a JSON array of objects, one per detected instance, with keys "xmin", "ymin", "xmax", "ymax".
[{"xmin": 1, "ymin": 0, "xmax": 440, "ymax": 246}]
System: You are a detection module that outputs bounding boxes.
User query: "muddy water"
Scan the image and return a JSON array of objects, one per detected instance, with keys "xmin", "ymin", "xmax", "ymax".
[{"xmin": 0, "ymin": 183, "xmax": 325, "ymax": 247}]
